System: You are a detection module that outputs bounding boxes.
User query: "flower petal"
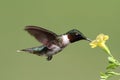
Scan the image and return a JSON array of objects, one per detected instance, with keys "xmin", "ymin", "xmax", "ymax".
[
  {"xmin": 89, "ymin": 40, "xmax": 97, "ymax": 48},
  {"xmin": 89, "ymin": 33, "xmax": 111, "ymax": 55},
  {"xmin": 103, "ymin": 35, "xmax": 109, "ymax": 41}
]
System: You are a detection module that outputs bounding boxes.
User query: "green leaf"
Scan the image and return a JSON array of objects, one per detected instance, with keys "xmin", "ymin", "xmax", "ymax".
[
  {"xmin": 107, "ymin": 57, "xmax": 120, "ymax": 69},
  {"xmin": 107, "ymin": 71, "xmax": 120, "ymax": 76},
  {"xmin": 107, "ymin": 63, "xmax": 116, "ymax": 69},
  {"xmin": 108, "ymin": 57, "xmax": 120, "ymax": 64},
  {"xmin": 100, "ymin": 72, "xmax": 108, "ymax": 80},
  {"xmin": 100, "ymin": 71, "xmax": 120, "ymax": 80}
]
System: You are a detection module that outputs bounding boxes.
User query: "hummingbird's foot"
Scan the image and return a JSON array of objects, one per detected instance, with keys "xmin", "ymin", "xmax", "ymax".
[{"xmin": 47, "ymin": 56, "xmax": 53, "ymax": 61}]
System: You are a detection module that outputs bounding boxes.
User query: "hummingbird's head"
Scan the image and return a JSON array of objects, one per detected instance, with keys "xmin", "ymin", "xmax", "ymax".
[{"xmin": 66, "ymin": 29, "xmax": 91, "ymax": 43}]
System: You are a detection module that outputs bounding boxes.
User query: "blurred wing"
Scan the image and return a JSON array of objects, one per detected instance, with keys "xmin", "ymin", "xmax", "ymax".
[{"xmin": 25, "ymin": 26, "xmax": 58, "ymax": 46}]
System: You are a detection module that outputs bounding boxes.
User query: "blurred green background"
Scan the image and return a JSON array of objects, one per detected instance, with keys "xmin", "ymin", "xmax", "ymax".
[{"xmin": 0, "ymin": 0, "xmax": 120, "ymax": 80}]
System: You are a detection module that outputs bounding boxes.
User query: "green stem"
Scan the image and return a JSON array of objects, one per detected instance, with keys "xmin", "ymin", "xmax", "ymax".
[{"xmin": 102, "ymin": 44, "xmax": 113, "ymax": 58}]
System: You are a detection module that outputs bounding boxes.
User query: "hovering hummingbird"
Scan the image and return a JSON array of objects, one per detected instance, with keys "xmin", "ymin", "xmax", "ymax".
[{"xmin": 17, "ymin": 26, "xmax": 91, "ymax": 61}]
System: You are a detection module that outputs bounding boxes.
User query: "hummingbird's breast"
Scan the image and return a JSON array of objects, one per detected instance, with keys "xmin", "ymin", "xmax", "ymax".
[
  {"xmin": 45, "ymin": 35, "xmax": 70, "ymax": 56},
  {"xmin": 46, "ymin": 44, "xmax": 62, "ymax": 55}
]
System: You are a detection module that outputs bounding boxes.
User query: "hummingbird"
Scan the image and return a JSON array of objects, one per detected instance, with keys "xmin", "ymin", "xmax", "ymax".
[{"xmin": 17, "ymin": 26, "xmax": 91, "ymax": 61}]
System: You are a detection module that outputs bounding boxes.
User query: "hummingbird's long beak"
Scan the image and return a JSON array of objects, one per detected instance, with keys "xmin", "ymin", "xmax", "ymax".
[{"xmin": 86, "ymin": 38, "xmax": 92, "ymax": 42}]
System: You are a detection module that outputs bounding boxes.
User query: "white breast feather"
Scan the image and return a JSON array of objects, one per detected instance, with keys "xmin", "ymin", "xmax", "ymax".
[
  {"xmin": 48, "ymin": 45, "xmax": 61, "ymax": 55},
  {"xmin": 62, "ymin": 35, "xmax": 70, "ymax": 46},
  {"xmin": 46, "ymin": 35, "xmax": 70, "ymax": 55}
]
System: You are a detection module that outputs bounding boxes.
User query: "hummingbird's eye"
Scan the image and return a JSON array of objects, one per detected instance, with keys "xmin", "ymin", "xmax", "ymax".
[{"xmin": 75, "ymin": 33, "xmax": 79, "ymax": 36}]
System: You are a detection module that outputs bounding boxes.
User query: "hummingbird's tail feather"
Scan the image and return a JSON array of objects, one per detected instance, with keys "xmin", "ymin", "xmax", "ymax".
[
  {"xmin": 17, "ymin": 50, "xmax": 21, "ymax": 52},
  {"xmin": 17, "ymin": 48, "xmax": 34, "ymax": 53},
  {"xmin": 17, "ymin": 46, "xmax": 54, "ymax": 61},
  {"xmin": 17, "ymin": 46, "xmax": 47, "ymax": 56}
]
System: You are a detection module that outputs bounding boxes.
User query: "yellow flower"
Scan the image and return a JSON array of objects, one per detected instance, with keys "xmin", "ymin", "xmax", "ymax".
[
  {"xmin": 89, "ymin": 34, "xmax": 112, "ymax": 56},
  {"xmin": 90, "ymin": 34, "xmax": 109, "ymax": 48}
]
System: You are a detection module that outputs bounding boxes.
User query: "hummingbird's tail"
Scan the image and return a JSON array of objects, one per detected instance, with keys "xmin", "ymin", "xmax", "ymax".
[
  {"xmin": 17, "ymin": 46, "xmax": 46, "ymax": 56},
  {"xmin": 17, "ymin": 46, "xmax": 53, "ymax": 61},
  {"xmin": 17, "ymin": 48, "xmax": 34, "ymax": 53}
]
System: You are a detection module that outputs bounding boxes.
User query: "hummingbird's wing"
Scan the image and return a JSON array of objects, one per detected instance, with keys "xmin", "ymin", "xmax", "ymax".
[{"xmin": 25, "ymin": 26, "xmax": 58, "ymax": 47}]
